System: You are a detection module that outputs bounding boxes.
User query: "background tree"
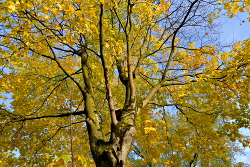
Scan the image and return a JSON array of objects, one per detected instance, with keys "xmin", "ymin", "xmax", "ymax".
[{"xmin": 0, "ymin": 0, "xmax": 249, "ymax": 166}]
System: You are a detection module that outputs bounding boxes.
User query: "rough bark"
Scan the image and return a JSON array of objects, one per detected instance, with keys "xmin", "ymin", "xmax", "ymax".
[
  {"xmin": 93, "ymin": 125, "xmax": 136, "ymax": 167},
  {"xmin": 86, "ymin": 104, "xmax": 136, "ymax": 167}
]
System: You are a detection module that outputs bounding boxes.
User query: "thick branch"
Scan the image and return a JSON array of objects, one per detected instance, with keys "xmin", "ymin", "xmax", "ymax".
[
  {"xmin": 99, "ymin": 4, "xmax": 117, "ymax": 125},
  {"xmin": 80, "ymin": 47, "xmax": 94, "ymax": 96},
  {"xmin": 116, "ymin": 59, "xmax": 128, "ymax": 85},
  {"xmin": 126, "ymin": 0, "xmax": 136, "ymax": 104}
]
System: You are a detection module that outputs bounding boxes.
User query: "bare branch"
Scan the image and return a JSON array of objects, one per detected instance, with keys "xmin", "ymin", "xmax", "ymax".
[
  {"xmin": 161, "ymin": 0, "xmax": 200, "ymax": 81},
  {"xmin": 13, "ymin": 110, "xmax": 86, "ymax": 122}
]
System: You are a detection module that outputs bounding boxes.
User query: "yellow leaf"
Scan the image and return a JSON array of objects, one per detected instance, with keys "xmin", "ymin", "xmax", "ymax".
[
  {"xmin": 145, "ymin": 120, "xmax": 152, "ymax": 123},
  {"xmin": 44, "ymin": 15, "xmax": 50, "ymax": 20},
  {"xmin": 239, "ymin": 8, "xmax": 244, "ymax": 12},
  {"xmin": 144, "ymin": 127, "xmax": 156, "ymax": 134},
  {"xmin": 164, "ymin": 2, "xmax": 171, "ymax": 10},
  {"xmin": 227, "ymin": 14, "xmax": 234, "ymax": 18},
  {"xmin": 45, "ymin": 153, "xmax": 50, "ymax": 159},
  {"xmin": 8, "ymin": 3, "xmax": 16, "ymax": 12}
]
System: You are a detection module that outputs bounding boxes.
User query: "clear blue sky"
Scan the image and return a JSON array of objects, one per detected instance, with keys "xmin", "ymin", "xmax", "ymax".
[{"xmin": 219, "ymin": 12, "xmax": 250, "ymax": 44}]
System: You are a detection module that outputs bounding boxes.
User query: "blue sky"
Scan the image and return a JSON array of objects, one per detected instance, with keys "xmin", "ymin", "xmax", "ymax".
[{"xmin": 219, "ymin": 12, "xmax": 250, "ymax": 45}]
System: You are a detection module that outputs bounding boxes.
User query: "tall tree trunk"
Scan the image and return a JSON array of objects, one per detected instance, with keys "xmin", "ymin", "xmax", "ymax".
[
  {"xmin": 85, "ymin": 88, "xmax": 136, "ymax": 166},
  {"xmin": 93, "ymin": 125, "xmax": 136, "ymax": 167}
]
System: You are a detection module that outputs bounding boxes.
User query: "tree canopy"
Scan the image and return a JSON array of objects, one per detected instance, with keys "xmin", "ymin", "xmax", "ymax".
[{"xmin": 0, "ymin": 0, "xmax": 250, "ymax": 166}]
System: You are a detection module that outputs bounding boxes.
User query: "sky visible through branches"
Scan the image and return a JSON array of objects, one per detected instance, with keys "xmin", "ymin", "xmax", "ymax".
[
  {"xmin": 217, "ymin": 12, "xmax": 250, "ymax": 164},
  {"xmin": 0, "ymin": 3, "xmax": 250, "ymax": 165}
]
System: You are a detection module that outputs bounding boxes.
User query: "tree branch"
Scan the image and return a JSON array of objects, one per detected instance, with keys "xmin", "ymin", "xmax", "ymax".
[
  {"xmin": 99, "ymin": 3, "xmax": 117, "ymax": 126},
  {"xmin": 126, "ymin": 0, "xmax": 136, "ymax": 104},
  {"xmin": 13, "ymin": 110, "xmax": 86, "ymax": 122},
  {"xmin": 45, "ymin": 38, "xmax": 87, "ymax": 96},
  {"xmin": 161, "ymin": 0, "xmax": 199, "ymax": 81}
]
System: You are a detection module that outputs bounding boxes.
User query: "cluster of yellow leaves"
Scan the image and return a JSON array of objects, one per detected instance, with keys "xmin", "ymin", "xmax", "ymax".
[
  {"xmin": 47, "ymin": 154, "xmax": 94, "ymax": 167},
  {"xmin": 129, "ymin": 107, "xmax": 235, "ymax": 166},
  {"xmin": 217, "ymin": 0, "xmax": 250, "ymax": 20},
  {"xmin": 175, "ymin": 40, "xmax": 250, "ymax": 138}
]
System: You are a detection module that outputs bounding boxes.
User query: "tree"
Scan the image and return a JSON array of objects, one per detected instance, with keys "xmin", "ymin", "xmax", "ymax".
[{"xmin": 0, "ymin": 0, "xmax": 249, "ymax": 166}]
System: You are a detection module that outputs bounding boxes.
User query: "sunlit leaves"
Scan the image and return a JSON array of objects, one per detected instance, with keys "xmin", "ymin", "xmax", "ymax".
[
  {"xmin": 0, "ymin": 0, "xmax": 250, "ymax": 166},
  {"xmin": 218, "ymin": 0, "xmax": 250, "ymax": 19}
]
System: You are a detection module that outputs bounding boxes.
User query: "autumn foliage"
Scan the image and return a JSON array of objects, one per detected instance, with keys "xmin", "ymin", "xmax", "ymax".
[{"xmin": 0, "ymin": 0, "xmax": 250, "ymax": 166}]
